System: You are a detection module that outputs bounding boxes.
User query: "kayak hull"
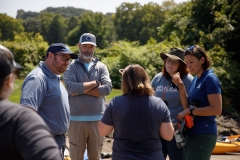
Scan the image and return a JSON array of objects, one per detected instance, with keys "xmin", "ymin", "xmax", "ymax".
[
  {"xmin": 212, "ymin": 135, "xmax": 240, "ymax": 154},
  {"xmin": 212, "ymin": 142, "xmax": 240, "ymax": 154}
]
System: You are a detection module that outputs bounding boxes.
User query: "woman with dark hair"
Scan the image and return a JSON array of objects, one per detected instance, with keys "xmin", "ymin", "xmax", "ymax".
[
  {"xmin": 0, "ymin": 44, "xmax": 61, "ymax": 160},
  {"xmin": 151, "ymin": 47, "xmax": 193, "ymax": 160},
  {"xmin": 98, "ymin": 64, "xmax": 174, "ymax": 160},
  {"xmin": 172, "ymin": 45, "xmax": 222, "ymax": 160}
]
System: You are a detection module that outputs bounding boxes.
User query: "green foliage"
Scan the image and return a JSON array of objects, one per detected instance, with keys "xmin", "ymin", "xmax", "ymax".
[
  {"xmin": 8, "ymin": 79, "xmax": 23, "ymax": 103},
  {"xmin": 158, "ymin": 2, "xmax": 191, "ymax": 44},
  {"xmin": 9, "ymin": 79, "xmax": 121, "ymax": 104},
  {"xmin": 37, "ymin": 12, "xmax": 55, "ymax": 42},
  {"xmin": 16, "ymin": 9, "xmax": 39, "ymax": 19},
  {"xmin": 47, "ymin": 15, "xmax": 66, "ymax": 44},
  {"xmin": 77, "ymin": 12, "xmax": 110, "ymax": 49},
  {"xmin": 114, "ymin": 2, "xmax": 165, "ymax": 45},
  {"xmin": 0, "ymin": 32, "xmax": 48, "ymax": 78},
  {"xmin": 207, "ymin": 45, "xmax": 240, "ymax": 114},
  {"xmin": 23, "ymin": 18, "xmax": 42, "ymax": 34},
  {"xmin": 0, "ymin": 14, "xmax": 24, "ymax": 41},
  {"xmin": 3, "ymin": 0, "xmax": 240, "ymax": 117},
  {"xmin": 16, "ymin": 7, "xmax": 93, "ymax": 19},
  {"xmin": 105, "ymin": 89, "xmax": 122, "ymax": 103},
  {"xmin": 98, "ymin": 40, "xmax": 164, "ymax": 88}
]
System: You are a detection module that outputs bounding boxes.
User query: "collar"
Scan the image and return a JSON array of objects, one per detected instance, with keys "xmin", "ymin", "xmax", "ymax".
[
  {"xmin": 39, "ymin": 61, "xmax": 59, "ymax": 79},
  {"xmin": 75, "ymin": 56, "xmax": 100, "ymax": 64}
]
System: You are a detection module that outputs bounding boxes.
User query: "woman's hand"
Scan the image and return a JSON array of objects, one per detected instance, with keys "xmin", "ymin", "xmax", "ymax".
[
  {"xmin": 172, "ymin": 72, "xmax": 184, "ymax": 87},
  {"xmin": 177, "ymin": 109, "xmax": 190, "ymax": 119}
]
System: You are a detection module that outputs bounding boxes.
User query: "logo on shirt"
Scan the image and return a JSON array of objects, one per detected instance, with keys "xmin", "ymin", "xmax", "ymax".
[{"xmin": 196, "ymin": 83, "xmax": 201, "ymax": 89}]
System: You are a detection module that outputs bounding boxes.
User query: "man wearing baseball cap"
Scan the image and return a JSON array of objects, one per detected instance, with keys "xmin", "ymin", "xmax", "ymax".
[
  {"xmin": 0, "ymin": 44, "xmax": 61, "ymax": 159},
  {"xmin": 63, "ymin": 33, "xmax": 112, "ymax": 160},
  {"xmin": 20, "ymin": 43, "xmax": 78, "ymax": 159}
]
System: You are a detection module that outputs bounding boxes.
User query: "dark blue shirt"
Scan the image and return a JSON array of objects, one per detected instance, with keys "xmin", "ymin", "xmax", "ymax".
[
  {"xmin": 101, "ymin": 95, "xmax": 171, "ymax": 160},
  {"xmin": 187, "ymin": 69, "xmax": 221, "ymax": 135}
]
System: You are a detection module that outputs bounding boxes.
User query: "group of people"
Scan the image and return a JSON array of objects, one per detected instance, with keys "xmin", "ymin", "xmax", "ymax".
[{"xmin": 0, "ymin": 32, "xmax": 222, "ymax": 160}]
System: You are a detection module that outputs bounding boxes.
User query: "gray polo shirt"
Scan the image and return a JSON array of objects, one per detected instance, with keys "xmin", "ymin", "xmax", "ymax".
[{"xmin": 20, "ymin": 61, "xmax": 70, "ymax": 134}]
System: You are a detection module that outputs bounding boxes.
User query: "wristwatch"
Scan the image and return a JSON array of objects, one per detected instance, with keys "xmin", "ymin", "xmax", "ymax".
[{"xmin": 189, "ymin": 105, "xmax": 195, "ymax": 116}]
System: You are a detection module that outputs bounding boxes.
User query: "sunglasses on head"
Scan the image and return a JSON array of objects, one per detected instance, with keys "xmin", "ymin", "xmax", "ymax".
[
  {"xmin": 185, "ymin": 45, "xmax": 199, "ymax": 51},
  {"xmin": 184, "ymin": 45, "xmax": 202, "ymax": 56}
]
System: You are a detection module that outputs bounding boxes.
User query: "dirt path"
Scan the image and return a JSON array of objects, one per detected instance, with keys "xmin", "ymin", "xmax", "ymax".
[
  {"xmin": 64, "ymin": 136, "xmax": 240, "ymax": 160},
  {"xmin": 101, "ymin": 137, "xmax": 240, "ymax": 160}
]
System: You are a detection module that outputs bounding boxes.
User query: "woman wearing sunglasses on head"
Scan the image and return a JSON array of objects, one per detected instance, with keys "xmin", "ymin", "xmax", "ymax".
[
  {"xmin": 172, "ymin": 45, "xmax": 222, "ymax": 160},
  {"xmin": 151, "ymin": 47, "xmax": 193, "ymax": 160}
]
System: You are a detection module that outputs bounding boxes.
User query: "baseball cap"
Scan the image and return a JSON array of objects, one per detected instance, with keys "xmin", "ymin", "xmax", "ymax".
[
  {"xmin": 160, "ymin": 47, "xmax": 186, "ymax": 65},
  {"xmin": 46, "ymin": 43, "xmax": 78, "ymax": 59},
  {"xmin": 0, "ymin": 44, "xmax": 22, "ymax": 79},
  {"xmin": 79, "ymin": 33, "xmax": 97, "ymax": 46}
]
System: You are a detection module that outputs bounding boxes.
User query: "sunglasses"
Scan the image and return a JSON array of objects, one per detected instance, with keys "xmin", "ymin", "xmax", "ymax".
[
  {"xmin": 185, "ymin": 45, "xmax": 200, "ymax": 51},
  {"xmin": 184, "ymin": 45, "xmax": 202, "ymax": 58}
]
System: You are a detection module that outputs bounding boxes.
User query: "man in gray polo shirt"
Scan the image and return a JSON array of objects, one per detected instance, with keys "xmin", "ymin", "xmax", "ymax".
[
  {"xmin": 63, "ymin": 33, "xmax": 112, "ymax": 160},
  {"xmin": 20, "ymin": 43, "xmax": 78, "ymax": 159}
]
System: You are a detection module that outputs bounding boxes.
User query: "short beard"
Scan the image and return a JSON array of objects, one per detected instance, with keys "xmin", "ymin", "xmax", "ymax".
[{"xmin": 79, "ymin": 50, "xmax": 94, "ymax": 60}]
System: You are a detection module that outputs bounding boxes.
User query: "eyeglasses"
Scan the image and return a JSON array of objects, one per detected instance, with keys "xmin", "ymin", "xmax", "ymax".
[
  {"xmin": 166, "ymin": 58, "xmax": 179, "ymax": 66},
  {"xmin": 53, "ymin": 53, "xmax": 72, "ymax": 63}
]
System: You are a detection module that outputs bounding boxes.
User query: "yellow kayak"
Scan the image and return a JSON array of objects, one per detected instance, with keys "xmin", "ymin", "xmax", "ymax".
[{"xmin": 212, "ymin": 135, "xmax": 240, "ymax": 154}]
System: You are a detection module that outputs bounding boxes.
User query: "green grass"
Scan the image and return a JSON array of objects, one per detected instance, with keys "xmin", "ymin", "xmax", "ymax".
[
  {"xmin": 9, "ymin": 79, "xmax": 121, "ymax": 104},
  {"xmin": 9, "ymin": 79, "xmax": 23, "ymax": 103},
  {"xmin": 106, "ymin": 88, "xmax": 122, "ymax": 103}
]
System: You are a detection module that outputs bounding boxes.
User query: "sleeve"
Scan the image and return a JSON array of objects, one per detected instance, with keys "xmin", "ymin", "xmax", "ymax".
[
  {"xmin": 101, "ymin": 98, "xmax": 114, "ymax": 126},
  {"xmin": 205, "ymin": 74, "xmax": 221, "ymax": 95},
  {"xmin": 63, "ymin": 63, "xmax": 85, "ymax": 95},
  {"xmin": 160, "ymin": 101, "xmax": 172, "ymax": 123},
  {"xmin": 15, "ymin": 108, "xmax": 61, "ymax": 160},
  {"xmin": 151, "ymin": 73, "xmax": 162, "ymax": 91},
  {"xmin": 98, "ymin": 63, "xmax": 112, "ymax": 96},
  {"xmin": 20, "ymin": 76, "xmax": 47, "ymax": 111}
]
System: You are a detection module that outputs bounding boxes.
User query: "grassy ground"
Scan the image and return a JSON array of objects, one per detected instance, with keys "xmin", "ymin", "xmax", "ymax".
[{"xmin": 9, "ymin": 79, "xmax": 122, "ymax": 104}]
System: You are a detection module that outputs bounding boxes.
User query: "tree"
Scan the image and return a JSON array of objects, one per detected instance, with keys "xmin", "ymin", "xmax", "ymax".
[
  {"xmin": 225, "ymin": 0, "xmax": 240, "ymax": 63},
  {"xmin": 78, "ymin": 12, "xmax": 110, "ymax": 49},
  {"xmin": 114, "ymin": 2, "xmax": 165, "ymax": 45},
  {"xmin": 37, "ymin": 12, "xmax": 55, "ymax": 42},
  {"xmin": 114, "ymin": 2, "xmax": 142, "ymax": 41},
  {"xmin": 46, "ymin": 15, "xmax": 66, "ymax": 44},
  {"xmin": 23, "ymin": 18, "xmax": 42, "ymax": 34},
  {"xmin": 0, "ymin": 14, "xmax": 24, "ymax": 41},
  {"xmin": 66, "ymin": 16, "xmax": 81, "ymax": 33},
  {"xmin": 157, "ymin": 2, "xmax": 191, "ymax": 45},
  {"xmin": 138, "ymin": 2, "xmax": 165, "ymax": 44}
]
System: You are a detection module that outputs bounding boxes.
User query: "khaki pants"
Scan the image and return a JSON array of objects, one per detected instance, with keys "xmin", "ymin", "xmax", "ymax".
[{"xmin": 68, "ymin": 121, "xmax": 103, "ymax": 160}]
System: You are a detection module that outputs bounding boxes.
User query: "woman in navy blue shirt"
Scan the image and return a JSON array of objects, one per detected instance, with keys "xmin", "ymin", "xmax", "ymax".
[
  {"xmin": 98, "ymin": 64, "xmax": 174, "ymax": 160},
  {"xmin": 172, "ymin": 45, "xmax": 222, "ymax": 160}
]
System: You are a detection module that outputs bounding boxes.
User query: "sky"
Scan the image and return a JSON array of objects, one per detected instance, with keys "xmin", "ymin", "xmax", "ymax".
[{"xmin": 0, "ymin": 0, "xmax": 188, "ymax": 18}]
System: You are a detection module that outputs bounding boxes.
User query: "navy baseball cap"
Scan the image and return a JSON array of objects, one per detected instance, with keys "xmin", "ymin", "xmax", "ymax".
[
  {"xmin": 0, "ymin": 44, "xmax": 22, "ymax": 79},
  {"xmin": 46, "ymin": 43, "xmax": 78, "ymax": 59},
  {"xmin": 79, "ymin": 33, "xmax": 97, "ymax": 46}
]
